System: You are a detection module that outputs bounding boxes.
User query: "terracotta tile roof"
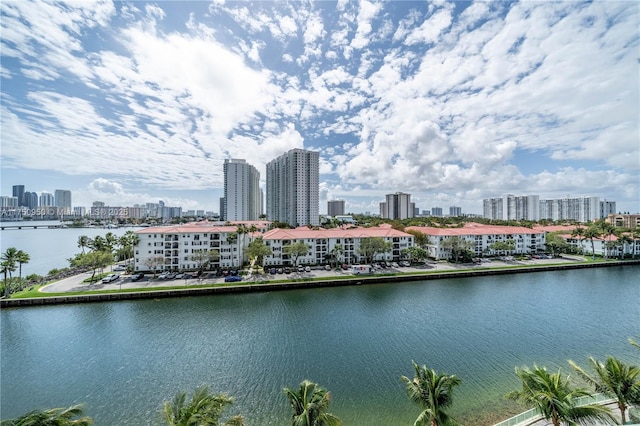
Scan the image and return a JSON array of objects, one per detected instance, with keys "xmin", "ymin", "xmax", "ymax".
[
  {"xmin": 262, "ymin": 226, "xmax": 412, "ymax": 240},
  {"xmin": 135, "ymin": 224, "xmax": 238, "ymax": 234},
  {"xmin": 405, "ymin": 222, "xmax": 543, "ymax": 236}
]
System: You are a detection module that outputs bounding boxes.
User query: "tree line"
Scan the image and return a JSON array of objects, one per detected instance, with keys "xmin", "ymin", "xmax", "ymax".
[{"xmin": 4, "ymin": 340, "xmax": 638, "ymax": 425}]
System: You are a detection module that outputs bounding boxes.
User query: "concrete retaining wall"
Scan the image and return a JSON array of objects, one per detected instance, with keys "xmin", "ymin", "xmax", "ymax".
[{"xmin": 2, "ymin": 260, "xmax": 638, "ymax": 308}]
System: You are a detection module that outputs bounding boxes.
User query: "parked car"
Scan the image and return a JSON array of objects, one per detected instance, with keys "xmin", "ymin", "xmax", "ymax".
[
  {"xmin": 131, "ymin": 273, "xmax": 144, "ymax": 282},
  {"xmin": 391, "ymin": 262, "xmax": 399, "ymax": 268},
  {"xmin": 341, "ymin": 264, "xmax": 349, "ymax": 270},
  {"xmin": 269, "ymin": 268, "xmax": 277, "ymax": 275},
  {"xmin": 304, "ymin": 266, "xmax": 311, "ymax": 273},
  {"xmin": 102, "ymin": 274, "xmax": 119, "ymax": 283},
  {"xmin": 175, "ymin": 273, "xmax": 185, "ymax": 279},
  {"xmin": 166, "ymin": 272, "xmax": 178, "ymax": 279},
  {"xmin": 158, "ymin": 272, "xmax": 169, "ymax": 279},
  {"xmin": 284, "ymin": 267, "xmax": 291, "ymax": 274},
  {"xmin": 399, "ymin": 261, "xmax": 411, "ymax": 267},
  {"xmin": 297, "ymin": 265, "xmax": 304, "ymax": 272},
  {"xmin": 113, "ymin": 265, "xmax": 126, "ymax": 271},
  {"xmin": 324, "ymin": 265, "xmax": 331, "ymax": 271},
  {"xmin": 224, "ymin": 275, "xmax": 242, "ymax": 282},
  {"xmin": 277, "ymin": 268, "xmax": 283, "ymax": 274}
]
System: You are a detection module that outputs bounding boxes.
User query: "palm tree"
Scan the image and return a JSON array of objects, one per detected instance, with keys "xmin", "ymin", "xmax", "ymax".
[
  {"xmin": 1, "ymin": 404, "xmax": 93, "ymax": 425},
  {"xmin": 569, "ymin": 356, "xmax": 640, "ymax": 424},
  {"xmin": 283, "ymin": 380, "xmax": 342, "ymax": 426},
  {"xmin": 401, "ymin": 361, "xmax": 461, "ymax": 426},
  {"xmin": 235, "ymin": 224, "xmax": 248, "ymax": 268},
  {"xmin": 598, "ymin": 220, "xmax": 617, "ymax": 259},
  {"xmin": 2, "ymin": 260, "xmax": 16, "ymax": 298},
  {"xmin": 162, "ymin": 385, "xmax": 244, "ymax": 426},
  {"xmin": 1, "ymin": 247, "xmax": 19, "ymax": 297},
  {"xmin": 506, "ymin": 365, "xmax": 614, "ymax": 426},
  {"xmin": 226, "ymin": 232, "xmax": 238, "ymax": 267},
  {"xmin": 617, "ymin": 234, "xmax": 633, "ymax": 259},
  {"xmin": 584, "ymin": 225, "xmax": 601, "ymax": 260},
  {"xmin": 15, "ymin": 250, "xmax": 30, "ymax": 282},
  {"xmin": 571, "ymin": 226, "xmax": 586, "ymax": 254},
  {"xmin": 77, "ymin": 235, "xmax": 90, "ymax": 254}
]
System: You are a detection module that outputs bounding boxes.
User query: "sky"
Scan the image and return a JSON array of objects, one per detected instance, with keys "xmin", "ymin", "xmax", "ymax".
[{"xmin": 1, "ymin": 0, "xmax": 639, "ymax": 215}]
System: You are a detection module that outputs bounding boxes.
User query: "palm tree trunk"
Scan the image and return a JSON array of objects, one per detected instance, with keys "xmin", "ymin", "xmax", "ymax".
[{"xmin": 619, "ymin": 401, "xmax": 626, "ymax": 425}]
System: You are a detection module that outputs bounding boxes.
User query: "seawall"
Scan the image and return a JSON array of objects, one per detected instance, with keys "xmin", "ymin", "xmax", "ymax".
[{"xmin": 2, "ymin": 260, "xmax": 639, "ymax": 308}]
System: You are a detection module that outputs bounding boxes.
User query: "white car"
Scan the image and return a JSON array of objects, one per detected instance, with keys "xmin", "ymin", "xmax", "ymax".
[
  {"xmin": 113, "ymin": 265, "xmax": 126, "ymax": 271},
  {"xmin": 158, "ymin": 272, "xmax": 169, "ymax": 279},
  {"xmin": 102, "ymin": 274, "xmax": 119, "ymax": 283}
]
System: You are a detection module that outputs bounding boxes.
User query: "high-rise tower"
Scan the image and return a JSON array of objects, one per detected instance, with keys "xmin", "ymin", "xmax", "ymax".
[
  {"xmin": 266, "ymin": 148, "xmax": 319, "ymax": 227},
  {"xmin": 223, "ymin": 159, "xmax": 262, "ymax": 221}
]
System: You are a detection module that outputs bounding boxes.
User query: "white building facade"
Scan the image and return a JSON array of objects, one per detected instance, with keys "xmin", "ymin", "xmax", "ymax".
[
  {"xmin": 266, "ymin": 149, "xmax": 319, "ymax": 227},
  {"xmin": 133, "ymin": 223, "xmax": 250, "ymax": 272},
  {"xmin": 539, "ymin": 196, "xmax": 604, "ymax": 222},
  {"xmin": 262, "ymin": 226, "xmax": 414, "ymax": 266},
  {"xmin": 483, "ymin": 195, "xmax": 539, "ymax": 221},
  {"xmin": 406, "ymin": 223, "xmax": 547, "ymax": 260},
  {"xmin": 223, "ymin": 159, "xmax": 262, "ymax": 221}
]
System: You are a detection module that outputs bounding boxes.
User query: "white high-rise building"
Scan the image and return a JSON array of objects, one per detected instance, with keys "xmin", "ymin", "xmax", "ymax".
[
  {"xmin": 483, "ymin": 194, "xmax": 539, "ymax": 221},
  {"xmin": 540, "ymin": 196, "xmax": 606, "ymax": 222},
  {"xmin": 266, "ymin": 148, "xmax": 319, "ymax": 226},
  {"xmin": 39, "ymin": 192, "xmax": 54, "ymax": 207},
  {"xmin": 223, "ymin": 159, "xmax": 262, "ymax": 221}
]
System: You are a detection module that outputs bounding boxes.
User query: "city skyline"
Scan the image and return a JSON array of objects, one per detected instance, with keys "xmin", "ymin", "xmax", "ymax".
[{"xmin": 1, "ymin": 1, "xmax": 638, "ymax": 214}]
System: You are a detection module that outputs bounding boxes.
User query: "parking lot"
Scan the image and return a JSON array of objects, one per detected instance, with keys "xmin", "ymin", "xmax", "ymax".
[{"xmin": 40, "ymin": 255, "xmax": 582, "ymax": 294}]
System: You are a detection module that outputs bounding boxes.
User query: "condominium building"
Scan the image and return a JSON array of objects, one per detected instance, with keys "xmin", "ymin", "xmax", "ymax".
[
  {"xmin": 406, "ymin": 223, "xmax": 546, "ymax": 260},
  {"xmin": 54, "ymin": 189, "xmax": 72, "ymax": 214},
  {"xmin": 431, "ymin": 207, "xmax": 443, "ymax": 217},
  {"xmin": 449, "ymin": 206, "xmax": 462, "ymax": 217},
  {"xmin": 39, "ymin": 192, "xmax": 55, "ymax": 207},
  {"xmin": 24, "ymin": 192, "xmax": 38, "ymax": 209},
  {"xmin": 483, "ymin": 194, "xmax": 539, "ymax": 221},
  {"xmin": 327, "ymin": 200, "xmax": 345, "ymax": 217},
  {"xmin": 223, "ymin": 159, "xmax": 262, "ymax": 221},
  {"xmin": 133, "ymin": 222, "xmax": 252, "ymax": 272},
  {"xmin": 266, "ymin": 148, "xmax": 319, "ymax": 227},
  {"xmin": 606, "ymin": 214, "xmax": 640, "ymax": 228},
  {"xmin": 12, "ymin": 185, "xmax": 25, "ymax": 207},
  {"xmin": 261, "ymin": 225, "xmax": 414, "ymax": 266},
  {"xmin": 539, "ymin": 196, "xmax": 602, "ymax": 222},
  {"xmin": 380, "ymin": 192, "xmax": 413, "ymax": 220}
]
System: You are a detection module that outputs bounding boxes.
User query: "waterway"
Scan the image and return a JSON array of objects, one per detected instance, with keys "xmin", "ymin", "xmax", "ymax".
[
  {"xmin": 1, "ymin": 266, "xmax": 638, "ymax": 425},
  {"xmin": 0, "ymin": 221, "xmax": 141, "ymax": 276}
]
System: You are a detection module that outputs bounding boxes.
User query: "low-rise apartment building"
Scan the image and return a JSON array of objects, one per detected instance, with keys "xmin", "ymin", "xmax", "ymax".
[
  {"xmin": 405, "ymin": 223, "xmax": 547, "ymax": 260},
  {"xmin": 133, "ymin": 222, "xmax": 250, "ymax": 272},
  {"xmin": 261, "ymin": 225, "xmax": 414, "ymax": 266}
]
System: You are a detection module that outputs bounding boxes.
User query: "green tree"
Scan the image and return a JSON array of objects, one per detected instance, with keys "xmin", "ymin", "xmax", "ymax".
[
  {"xmin": 571, "ymin": 226, "xmax": 587, "ymax": 254},
  {"xmin": 161, "ymin": 385, "xmax": 244, "ymax": 426},
  {"xmin": 358, "ymin": 237, "xmax": 392, "ymax": 264},
  {"xmin": 329, "ymin": 244, "xmax": 344, "ymax": 268},
  {"xmin": 1, "ymin": 259, "xmax": 16, "ymax": 298},
  {"xmin": 118, "ymin": 231, "xmax": 139, "ymax": 261},
  {"xmin": 584, "ymin": 225, "xmax": 601, "ymax": 260},
  {"xmin": 598, "ymin": 220, "xmax": 618, "ymax": 259},
  {"xmin": 545, "ymin": 233, "xmax": 569, "ymax": 255},
  {"xmin": 77, "ymin": 235, "xmax": 90, "ymax": 254},
  {"xmin": 506, "ymin": 365, "xmax": 614, "ymax": 426},
  {"xmin": 1, "ymin": 404, "xmax": 93, "ymax": 425},
  {"xmin": 441, "ymin": 237, "xmax": 474, "ymax": 263},
  {"xmin": 235, "ymin": 224, "xmax": 249, "ymax": 268},
  {"xmin": 569, "ymin": 356, "xmax": 640, "ymax": 424},
  {"xmin": 401, "ymin": 361, "xmax": 461, "ymax": 426},
  {"xmin": 406, "ymin": 230, "xmax": 430, "ymax": 248},
  {"xmin": 1, "ymin": 247, "xmax": 19, "ymax": 297},
  {"xmin": 191, "ymin": 249, "xmax": 220, "ymax": 276},
  {"xmin": 15, "ymin": 250, "xmax": 30, "ymax": 282},
  {"xmin": 246, "ymin": 238, "xmax": 272, "ymax": 270},
  {"xmin": 617, "ymin": 234, "xmax": 633, "ymax": 259},
  {"xmin": 283, "ymin": 380, "xmax": 342, "ymax": 426},
  {"xmin": 401, "ymin": 246, "xmax": 428, "ymax": 264},
  {"xmin": 74, "ymin": 251, "xmax": 114, "ymax": 281},
  {"xmin": 283, "ymin": 241, "xmax": 310, "ymax": 267}
]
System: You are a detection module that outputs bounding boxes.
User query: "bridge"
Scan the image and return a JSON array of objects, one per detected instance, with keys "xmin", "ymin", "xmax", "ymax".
[{"xmin": 0, "ymin": 224, "xmax": 67, "ymax": 230}]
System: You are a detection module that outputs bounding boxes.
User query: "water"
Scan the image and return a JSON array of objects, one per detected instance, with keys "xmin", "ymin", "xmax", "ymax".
[
  {"xmin": 0, "ymin": 222, "xmax": 141, "ymax": 276},
  {"xmin": 2, "ymin": 266, "xmax": 638, "ymax": 425}
]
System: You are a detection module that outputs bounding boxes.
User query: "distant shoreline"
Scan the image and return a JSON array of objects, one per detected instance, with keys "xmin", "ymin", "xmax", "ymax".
[{"xmin": 2, "ymin": 259, "xmax": 638, "ymax": 308}]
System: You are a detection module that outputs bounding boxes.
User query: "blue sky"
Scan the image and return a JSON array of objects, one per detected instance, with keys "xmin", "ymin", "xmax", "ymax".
[{"xmin": 1, "ymin": 0, "xmax": 638, "ymax": 215}]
